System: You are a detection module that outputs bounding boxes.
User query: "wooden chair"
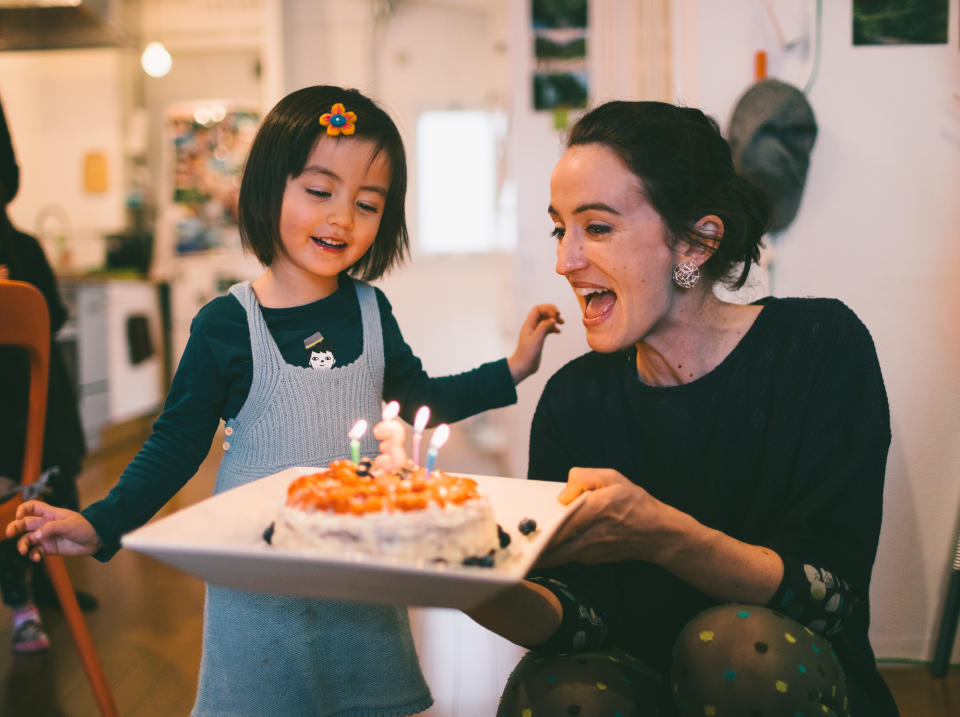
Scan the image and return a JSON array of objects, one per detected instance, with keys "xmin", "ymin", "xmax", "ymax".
[{"xmin": 0, "ymin": 279, "xmax": 118, "ymax": 717}]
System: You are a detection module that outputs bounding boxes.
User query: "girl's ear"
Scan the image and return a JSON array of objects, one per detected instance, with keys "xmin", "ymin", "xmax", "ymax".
[{"xmin": 677, "ymin": 215, "xmax": 724, "ymax": 263}]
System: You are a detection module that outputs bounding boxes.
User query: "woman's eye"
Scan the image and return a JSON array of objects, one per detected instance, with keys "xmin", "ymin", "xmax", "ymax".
[
  {"xmin": 587, "ymin": 224, "xmax": 611, "ymax": 235},
  {"xmin": 306, "ymin": 189, "xmax": 331, "ymax": 198},
  {"xmin": 550, "ymin": 226, "xmax": 565, "ymax": 240}
]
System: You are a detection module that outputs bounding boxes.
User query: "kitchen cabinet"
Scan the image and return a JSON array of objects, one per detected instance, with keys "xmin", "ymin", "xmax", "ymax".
[{"xmin": 59, "ymin": 278, "xmax": 164, "ymax": 452}]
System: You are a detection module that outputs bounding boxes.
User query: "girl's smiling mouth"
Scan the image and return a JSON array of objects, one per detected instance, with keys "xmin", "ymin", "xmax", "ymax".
[{"xmin": 312, "ymin": 236, "xmax": 347, "ymax": 250}]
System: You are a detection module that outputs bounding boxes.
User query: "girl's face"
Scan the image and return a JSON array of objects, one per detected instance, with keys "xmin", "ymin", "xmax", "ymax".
[
  {"xmin": 549, "ymin": 143, "xmax": 680, "ymax": 353},
  {"xmin": 274, "ymin": 136, "xmax": 392, "ymax": 292}
]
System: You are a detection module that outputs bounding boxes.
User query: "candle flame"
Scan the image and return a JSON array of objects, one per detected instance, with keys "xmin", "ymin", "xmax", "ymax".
[
  {"xmin": 348, "ymin": 419, "xmax": 368, "ymax": 440},
  {"xmin": 382, "ymin": 400, "xmax": 400, "ymax": 421},
  {"xmin": 413, "ymin": 406, "xmax": 431, "ymax": 433},
  {"xmin": 429, "ymin": 423, "xmax": 450, "ymax": 449}
]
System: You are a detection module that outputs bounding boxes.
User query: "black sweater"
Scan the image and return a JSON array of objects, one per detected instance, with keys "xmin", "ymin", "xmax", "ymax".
[
  {"xmin": 528, "ymin": 297, "xmax": 898, "ymax": 716},
  {"xmin": 0, "ymin": 214, "xmax": 86, "ymax": 482},
  {"xmin": 82, "ymin": 276, "xmax": 516, "ymax": 557}
]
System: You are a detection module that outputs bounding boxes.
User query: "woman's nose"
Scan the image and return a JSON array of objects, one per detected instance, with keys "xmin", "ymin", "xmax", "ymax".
[{"xmin": 556, "ymin": 235, "xmax": 587, "ymax": 275}]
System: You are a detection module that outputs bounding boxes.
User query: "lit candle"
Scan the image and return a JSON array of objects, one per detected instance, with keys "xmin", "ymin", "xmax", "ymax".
[
  {"xmin": 412, "ymin": 406, "xmax": 431, "ymax": 466},
  {"xmin": 348, "ymin": 419, "xmax": 367, "ymax": 464},
  {"xmin": 425, "ymin": 423, "xmax": 450, "ymax": 475},
  {"xmin": 382, "ymin": 400, "xmax": 400, "ymax": 421}
]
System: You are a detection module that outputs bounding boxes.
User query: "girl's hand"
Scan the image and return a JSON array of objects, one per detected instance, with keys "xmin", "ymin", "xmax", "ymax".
[
  {"xmin": 5, "ymin": 501, "xmax": 102, "ymax": 561},
  {"xmin": 507, "ymin": 304, "xmax": 563, "ymax": 384},
  {"xmin": 537, "ymin": 467, "xmax": 682, "ymax": 568}
]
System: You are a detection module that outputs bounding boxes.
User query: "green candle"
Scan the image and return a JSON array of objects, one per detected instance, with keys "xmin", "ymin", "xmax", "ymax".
[{"xmin": 348, "ymin": 419, "xmax": 367, "ymax": 464}]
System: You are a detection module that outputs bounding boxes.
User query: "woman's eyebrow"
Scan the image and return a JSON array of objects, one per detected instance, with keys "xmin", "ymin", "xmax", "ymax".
[
  {"xmin": 574, "ymin": 202, "xmax": 620, "ymax": 215},
  {"xmin": 547, "ymin": 202, "xmax": 621, "ymax": 216}
]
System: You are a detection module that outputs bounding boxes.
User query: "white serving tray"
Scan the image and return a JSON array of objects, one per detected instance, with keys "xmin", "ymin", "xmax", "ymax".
[{"xmin": 122, "ymin": 467, "xmax": 578, "ymax": 610}]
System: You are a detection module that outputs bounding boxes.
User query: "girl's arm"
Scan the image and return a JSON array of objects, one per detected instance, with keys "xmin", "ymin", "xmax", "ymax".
[
  {"xmin": 378, "ymin": 291, "xmax": 558, "ymax": 424},
  {"xmin": 80, "ymin": 320, "xmax": 229, "ymax": 559},
  {"xmin": 506, "ymin": 304, "xmax": 563, "ymax": 383}
]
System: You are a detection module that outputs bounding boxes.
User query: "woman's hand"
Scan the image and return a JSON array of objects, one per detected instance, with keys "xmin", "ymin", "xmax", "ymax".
[
  {"xmin": 507, "ymin": 304, "xmax": 563, "ymax": 384},
  {"xmin": 538, "ymin": 467, "xmax": 785, "ymax": 604},
  {"xmin": 5, "ymin": 501, "xmax": 102, "ymax": 561},
  {"xmin": 537, "ymin": 467, "xmax": 682, "ymax": 568}
]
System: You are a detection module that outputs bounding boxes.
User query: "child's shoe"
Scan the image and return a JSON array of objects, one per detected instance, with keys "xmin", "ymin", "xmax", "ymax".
[{"xmin": 11, "ymin": 604, "xmax": 50, "ymax": 654}]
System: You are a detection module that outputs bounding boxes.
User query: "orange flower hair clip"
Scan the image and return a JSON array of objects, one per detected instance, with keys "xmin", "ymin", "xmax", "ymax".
[{"xmin": 319, "ymin": 103, "xmax": 357, "ymax": 136}]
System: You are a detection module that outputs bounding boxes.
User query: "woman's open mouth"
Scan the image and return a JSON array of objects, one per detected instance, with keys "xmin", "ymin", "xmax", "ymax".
[{"xmin": 575, "ymin": 287, "xmax": 617, "ymax": 324}]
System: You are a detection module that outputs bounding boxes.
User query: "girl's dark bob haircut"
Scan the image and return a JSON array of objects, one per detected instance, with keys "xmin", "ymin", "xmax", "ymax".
[
  {"xmin": 567, "ymin": 101, "xmax": 771, "ymax": 289},
  {"xmin": 237, "ymin": 85, "xmax": 408, "ymax": 281}
]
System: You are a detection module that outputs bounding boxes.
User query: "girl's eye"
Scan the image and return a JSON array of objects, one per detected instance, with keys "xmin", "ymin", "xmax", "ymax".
[
  {"xmin": 306, "ymin": 189, "xmax": 331, "ymax": 198},
  {"xmin": 587, "ymin": 224, "xmax": 611, "ymax": 236},
  {"xmin": 357, "ymin": 201, "xmax": 380, "ymax": 214},
  {"xmin": 550, "ymin": 226, "xmax": 565, "ymax": 240}
]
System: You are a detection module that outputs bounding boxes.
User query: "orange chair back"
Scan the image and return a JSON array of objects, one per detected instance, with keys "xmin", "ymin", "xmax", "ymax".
[{"xmin": 0, "ymin": 279, "xmax": 51, "ymax": 520}]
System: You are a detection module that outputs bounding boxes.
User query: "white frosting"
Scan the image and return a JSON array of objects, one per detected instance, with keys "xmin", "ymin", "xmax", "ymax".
[{"xmin": 272, "ymin": 496, "xmax": 499, "ymax": 563}]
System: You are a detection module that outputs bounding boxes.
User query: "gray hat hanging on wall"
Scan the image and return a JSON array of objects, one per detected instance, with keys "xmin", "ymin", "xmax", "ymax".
[{"xmin": 727, "ymin": 78, "xmax": 817, "ymax": 233}]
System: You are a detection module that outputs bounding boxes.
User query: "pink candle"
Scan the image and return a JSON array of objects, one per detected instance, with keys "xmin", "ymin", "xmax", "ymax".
[{"xmin": 412, "ymin": 406, "xmax": 430, "ymax": 466}]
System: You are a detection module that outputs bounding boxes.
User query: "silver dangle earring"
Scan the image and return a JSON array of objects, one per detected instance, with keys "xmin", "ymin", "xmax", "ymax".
[{"xmin": 672, "ymin": 261, "xmax": 701, "ymax": 289}]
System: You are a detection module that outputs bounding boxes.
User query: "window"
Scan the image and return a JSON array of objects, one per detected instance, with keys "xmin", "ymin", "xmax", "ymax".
[{"xmin": 416, "ymin": 110, "xmax": 515, "ymax": 253}]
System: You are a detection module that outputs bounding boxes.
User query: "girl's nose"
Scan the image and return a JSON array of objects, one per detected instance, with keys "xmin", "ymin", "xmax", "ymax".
[
  {"xmin": 555, "ymin": 235, "xmax": 587, "ymax": 276},
  {"xmin": 328, "ymin": 199, "xmax": 354, "ymax": 229}
]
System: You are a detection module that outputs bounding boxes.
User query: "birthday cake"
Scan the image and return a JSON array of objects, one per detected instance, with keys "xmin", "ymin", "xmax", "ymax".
[{"xmin": 269, "ymin": 459, "xmax": 501, "ymax": 564}]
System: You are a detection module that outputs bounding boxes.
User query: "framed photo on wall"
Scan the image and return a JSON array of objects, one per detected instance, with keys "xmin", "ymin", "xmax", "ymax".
[
  {"xmin": 532, "ymin": 0, "xmax": 589, "ymax": 110},
  {"xmin": 853, "ymin": 0, "xmax": 948, "ymax": 46}
]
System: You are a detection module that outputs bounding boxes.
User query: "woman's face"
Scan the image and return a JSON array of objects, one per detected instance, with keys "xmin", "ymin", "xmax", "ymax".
[
  {"xmin": 274, "ymin": 135, "xmax": 391, "ymax": 292},
  {"xmin": 550, "ymin": 143, "xmax": 679, "ymax": 353}
]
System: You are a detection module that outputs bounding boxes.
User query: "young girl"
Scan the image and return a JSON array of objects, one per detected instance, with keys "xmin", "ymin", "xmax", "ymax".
[{"xmin": 6, "ymin": 85, "xmax": 561, "ymax": 716}]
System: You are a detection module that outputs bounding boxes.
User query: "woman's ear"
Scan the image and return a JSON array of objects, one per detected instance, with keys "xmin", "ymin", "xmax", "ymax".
[{"xmin": 677, "ymin": 215, "xmax": 724, "ymax": 263}]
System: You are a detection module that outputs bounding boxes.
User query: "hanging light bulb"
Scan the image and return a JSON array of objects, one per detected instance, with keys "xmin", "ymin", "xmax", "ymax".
[{"xmin": 141, "ymin": 42, "xmax": 172, "ymax": 78}]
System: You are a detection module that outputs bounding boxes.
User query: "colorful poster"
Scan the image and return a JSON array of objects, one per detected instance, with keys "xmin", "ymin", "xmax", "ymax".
[{"xmin": 168, "ymin": 106, "xmax": 259, "ymax": 254}]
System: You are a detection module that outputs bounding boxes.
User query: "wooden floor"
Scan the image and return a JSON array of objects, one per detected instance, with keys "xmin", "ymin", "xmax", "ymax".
[{"xmin": 0, "ymin": 421, "xmax": 956, "ymax": 716}]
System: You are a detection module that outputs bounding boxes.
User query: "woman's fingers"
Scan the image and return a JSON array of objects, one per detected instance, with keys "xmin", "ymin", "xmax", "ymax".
[{"xmin": 556, "ymin": 467, "xmax": 624, "ymax": 504}]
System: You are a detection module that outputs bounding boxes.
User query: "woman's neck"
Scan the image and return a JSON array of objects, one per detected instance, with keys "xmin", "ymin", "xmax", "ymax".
[
  {"xmin": 251, "ymin": 266, "xmax": 340, "ymax": 308},
  {"xmin": 637, "ymin": 290, "xmax": 762, "ymax": 386}
]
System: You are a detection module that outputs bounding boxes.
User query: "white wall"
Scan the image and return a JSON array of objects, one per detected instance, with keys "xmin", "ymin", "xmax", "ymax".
[
  {"xmin": 0, "ymin": 49, "xmax": 131, "ymax": 270},
  {"xmin": 683, "ymin": 0, "xmax": 960, "ymax": 662},
  {"xmin": 507, "ymin": 0, "xmax": 675, "ymax": 480}
]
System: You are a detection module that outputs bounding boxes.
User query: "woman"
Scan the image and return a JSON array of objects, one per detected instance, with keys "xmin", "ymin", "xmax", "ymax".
[
  {"xmin": 0, "ymin": 95, "xmax": 93, "ymax": 654},
  {"xmin": 469, "ymin": 101, "xmax": 899, "ymax": 716}
]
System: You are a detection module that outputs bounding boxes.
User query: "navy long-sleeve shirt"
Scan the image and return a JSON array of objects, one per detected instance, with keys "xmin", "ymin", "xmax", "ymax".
[{"xmin": 83, "ymin": 275, "xmax": 516, "ymax": 557}]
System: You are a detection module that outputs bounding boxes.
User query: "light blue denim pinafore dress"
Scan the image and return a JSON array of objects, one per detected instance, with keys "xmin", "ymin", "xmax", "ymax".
[{"xmin": 191, "ymin": 280, "xmax": 432, "ymax": 717}]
